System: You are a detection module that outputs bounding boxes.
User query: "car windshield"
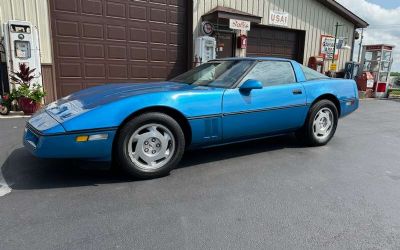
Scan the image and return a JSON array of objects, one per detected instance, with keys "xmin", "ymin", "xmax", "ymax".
[{"xmin": 171, "ymin": 60, "xmax": 254, "ymax": 88}]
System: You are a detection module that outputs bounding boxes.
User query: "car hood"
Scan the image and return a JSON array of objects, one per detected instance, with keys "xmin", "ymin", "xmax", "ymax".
[{"xmin": 44, "ymin": 82, "xmax": 216, "ymax": 121}]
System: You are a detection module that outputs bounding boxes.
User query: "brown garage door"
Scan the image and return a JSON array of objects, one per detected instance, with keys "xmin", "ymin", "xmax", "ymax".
[
  {"xmin": 247, "ymin": 26, "xmax": 304, "ymax": 62},
  {"xmin": 49, "ymin": 0, "xmax": 188, "ymax": 97}
]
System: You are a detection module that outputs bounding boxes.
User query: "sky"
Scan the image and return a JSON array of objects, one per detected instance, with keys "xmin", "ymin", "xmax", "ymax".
[{"xmin": 336, "ymin": 0, "xmax": 400, "ymax": 72}]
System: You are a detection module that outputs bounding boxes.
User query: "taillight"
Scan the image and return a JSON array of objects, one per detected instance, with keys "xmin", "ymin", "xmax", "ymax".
[{"xmin": 376, "ymin": 83, "xmax": 387, "ymax": 92}]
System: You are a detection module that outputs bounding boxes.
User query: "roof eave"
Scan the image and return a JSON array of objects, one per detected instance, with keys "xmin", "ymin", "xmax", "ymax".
[{"xmin": 316, "ymin": 0, "xmax": 369, "ymax": 28}]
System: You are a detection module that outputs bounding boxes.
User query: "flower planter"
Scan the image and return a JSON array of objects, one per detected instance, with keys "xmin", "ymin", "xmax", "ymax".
[{"xmin": 18, "ymin": 97, "xmax": 41, "ymax": 115}]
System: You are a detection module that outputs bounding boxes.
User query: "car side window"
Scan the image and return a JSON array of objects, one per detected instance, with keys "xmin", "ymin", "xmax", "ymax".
[
  {"xmin": 300, "ymin": 64, "xmax": 329, "ymax": 81},
  {"xmin": 241, "ymin": 61, "xmax": 296, "ymax": 87}
]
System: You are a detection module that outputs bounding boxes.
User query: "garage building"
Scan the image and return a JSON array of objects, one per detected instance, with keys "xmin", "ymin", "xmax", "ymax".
[{"xmin": 0, "ymin": 0, "xmax": 367, "ymax": 102}]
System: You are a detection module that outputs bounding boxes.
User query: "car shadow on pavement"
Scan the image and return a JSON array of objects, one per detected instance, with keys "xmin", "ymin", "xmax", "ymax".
[{"xmin": 1, "ymin": 134, "xmax": 301, "ymax": 190}]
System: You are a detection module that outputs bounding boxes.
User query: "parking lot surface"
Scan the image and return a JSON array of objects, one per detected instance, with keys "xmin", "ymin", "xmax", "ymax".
[{"xmin": 1, "ymin": 99, "xmax": 400, "ymax": 250}]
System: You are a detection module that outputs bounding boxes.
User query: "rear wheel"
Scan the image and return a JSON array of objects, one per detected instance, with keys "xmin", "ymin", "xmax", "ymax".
[
  {"xmin": 116, "ymin": 112, "xmax": 185, "ymax": 179},
  {"xmin": 296, "ymin": 99, "xmax": 338, "ymax": 146}
]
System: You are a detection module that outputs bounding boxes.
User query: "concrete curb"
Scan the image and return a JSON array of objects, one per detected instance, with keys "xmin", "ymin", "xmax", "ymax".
[{"xmin": 0, "ymin": 111, "xmax": 31, "ymax": 119}]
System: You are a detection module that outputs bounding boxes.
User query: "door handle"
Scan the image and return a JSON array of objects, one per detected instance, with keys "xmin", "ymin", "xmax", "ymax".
[{"xmin": 292, "ymin": 89, "xmax": 303, "ymax": 95}]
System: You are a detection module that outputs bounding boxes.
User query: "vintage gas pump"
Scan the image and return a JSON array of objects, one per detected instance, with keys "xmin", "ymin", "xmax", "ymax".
[
  {"xmin": 344, "ymin": 61, "xmax": 360, "ymax": 80},
  {"xmin": 308, "ymin": 56, "xmax": 324, "ymax": 73},
  {"xmin": 194, "ymin": 36, "xmax": 216, "ymax": 66},
  {"xmin": 359, "ymin": 44, "xmax": 395, "ymax": 98},
  {"xmin": 3, "ymin": 20, "xmax": 42, "ymax": 90}
]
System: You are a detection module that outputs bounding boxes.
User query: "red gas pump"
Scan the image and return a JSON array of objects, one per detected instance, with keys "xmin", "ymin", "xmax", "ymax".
[
  {"xmin": 359, "ymin": 44, "xmax": 395, "ymax": 98},
  {"xmin": 308, "ymin": 56, "xmax": 324, "ymax": 73},
  {"xmin": 237, "ymin": 35, "xmax": 248, "ymax": 49},
  {"xmin": 356, "ymin": 72, "xmax": 374, "ymax": 97}
]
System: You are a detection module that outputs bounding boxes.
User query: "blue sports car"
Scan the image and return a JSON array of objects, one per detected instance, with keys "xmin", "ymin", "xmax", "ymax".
[{"xmin": 24, "ymin": 58, "xmax": 358, "ymax": 178}]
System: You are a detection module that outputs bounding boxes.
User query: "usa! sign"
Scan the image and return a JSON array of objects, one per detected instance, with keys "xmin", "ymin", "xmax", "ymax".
[{"xmin": 269, "ymin": 11, "xmax": 289, "ymax": 27}]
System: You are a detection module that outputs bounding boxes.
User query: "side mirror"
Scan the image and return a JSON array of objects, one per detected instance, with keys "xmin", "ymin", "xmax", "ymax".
[{"xmin": 239, "ymin": 79, "xmax": 263, "ymax": 92}]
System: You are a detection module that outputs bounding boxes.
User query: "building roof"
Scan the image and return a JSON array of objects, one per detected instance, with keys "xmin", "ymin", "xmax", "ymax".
[
  {"xmin": 203, "ymin": 1, "xmax": 369, "ymax": 29},
  {"xmin": 317, "ymin": 0, "xmax": 369, "ymax": 28},
  {"xmin": 202, "ymin": 6, "xmax": 262, "ymax": 23}
]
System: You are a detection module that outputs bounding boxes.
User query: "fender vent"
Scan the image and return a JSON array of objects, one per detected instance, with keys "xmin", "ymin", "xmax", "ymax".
[{"xmin": 204, "ymin": 118, "xmax": 219, "ymax": 139}]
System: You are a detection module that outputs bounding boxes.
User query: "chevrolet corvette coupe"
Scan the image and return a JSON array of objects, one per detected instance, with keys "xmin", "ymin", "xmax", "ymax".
[{"xmin": 24, "ymin": 58, "xmax": 359, "ymax": 178}]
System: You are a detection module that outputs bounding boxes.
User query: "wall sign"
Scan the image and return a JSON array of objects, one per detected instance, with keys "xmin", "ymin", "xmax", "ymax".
[
  {"xmin": 201, "ymin": 21, "xmax": 214, "ymax": 36},
  {"xmin": 269, "ymin": 11, "xmax": 288, "ymax": 27},
  {"xmin": 320, "ymin": 35, "xmax": 339, "ymax": 60},
  {"xmin": 229, "ymin": 19, "xmax": 251, "ymax": 31}
]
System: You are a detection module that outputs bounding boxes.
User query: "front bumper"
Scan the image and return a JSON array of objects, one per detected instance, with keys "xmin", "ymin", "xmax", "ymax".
[{"xmin": 23, "ymin": 124, "xmax": 116, "ymax": 161}]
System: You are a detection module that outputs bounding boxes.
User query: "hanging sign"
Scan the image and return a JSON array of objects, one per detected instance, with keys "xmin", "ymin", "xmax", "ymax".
[
  {"xmin": 329, "ymin": 63, "xmax": 337, "ymax": 71},
  {"xmin": 320, "ymin": 35, "xmax": 339, "ymax": 60},
  {"xmin": 229, "ymin": 19, "xmax": 251, "ymax": 31},
  {"xmin": 269, "ymin": 11, "xmax": 289, "ymax": 27},
  {"xmin": 201, "ymin": 21, "xmax": 214, "ymax": 36}
]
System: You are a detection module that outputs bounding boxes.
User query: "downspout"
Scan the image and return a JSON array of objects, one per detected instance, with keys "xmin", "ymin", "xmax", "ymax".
[{"xmin": 350, "ymin": 26, "xmax": 356, "ymax": 62}]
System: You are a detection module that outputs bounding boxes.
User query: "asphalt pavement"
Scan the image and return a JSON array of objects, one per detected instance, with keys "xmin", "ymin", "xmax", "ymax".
[{"xmin": 1, "ymin": 99, "xmax": 400, "ymax": 250}]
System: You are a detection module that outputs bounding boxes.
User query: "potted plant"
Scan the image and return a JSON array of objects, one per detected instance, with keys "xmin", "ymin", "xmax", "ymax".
[
  {"xmin": 10, "ymin": 63, "xmax": 45, "ymax": 115},
  {"xmin": 0, "ymin": 93, "xmax": 12, "ymax": 115}
]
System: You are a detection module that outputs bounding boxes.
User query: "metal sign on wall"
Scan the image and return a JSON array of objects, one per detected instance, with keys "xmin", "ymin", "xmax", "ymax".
[
  {"xmin": 269, "ymin": 11, "xmax": 289, "ymax": 27},
  {"xmin": 201, "ymin": 21, "xmax": 214, "ymax": 36},
  {"xmin": 320, "ymin": 35, "xmax": 339, "ymax": 60},
  {"xmin": 229, "ymin": 19, "xmax": 251, "ymax": 31}
]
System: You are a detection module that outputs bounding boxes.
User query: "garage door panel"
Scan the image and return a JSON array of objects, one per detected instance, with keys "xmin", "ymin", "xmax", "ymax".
[
  {"xmin": 107, "ymin": 45, "xmax": 128, "ymax": 60},
  {"xmin": 106, "ymin": 1, "xmax": 127, "ymax": 18},
  {"xmin": 130, "ymin": 64, "xmax": 149, "ymax": 79},
  {"xmin": 150, "ymin": 48, "xmax": 168, "ymax": 62},
  {"xmin": 129, "ymin": 27, "xmax": 148, "ymax": 43},
  {"xmin": 106, "ymin": 25, "xmax": 127, "ymax": 41},
  {"xmin": 84, "ymin": 63, "xmax": 106, "ymax": 79},
  {"xmin": 53, "ymin": 0, "xmax": 78, "ymax": 12},
  {"xmin": 108, "ymin": 64, "xmax": 129, "ymax": 79},
  {"xmin": 82, "ymin": 0, "xmax": 103, "ymax": 16},
  {"xmin": 129, "ymin": 5, "xmax": 147, "ymax": 20},
  {"xmin": 169, "ymin": 9, "xmax": 185, "ymax": 24},
  {"xmin": 82, "ymin": 23, "xmax": 104, "ymax": 40},
  {"xmin": 61, "ymin": 84, "xmax": 84, "ymax": 96},
  {"xmin": 57, "ymin": 42, "xmax": 81, "ymax": 58},
  {"xmin": 150, "ymin": 66, "xmax": 168, "ymax": 79},
  {"xmin": 150, "ymin": 30, "xmax": 167, "ymax": 44},
  {"xmin": 248, "ymin": 26, "xmax": 301, "ymax": 61},
  {"xmin": 55, "ymin": 20, "xmax": 80, "ymax": 37},
  {"xmin": 151, "ymin": 0, "xmax": 167, "ymax": 4},
  {"xmin": 149, "ymin": 8, "xmax": 167, "ymax": 23},
  {"xmin": 50, "ymin": 0, "xmax": 188, "ymax": 97},
  {"xmin": 168, "ymin": 0, "xmax": 186, "ymax": 7},
  {"xmin": 130, "ymin": 46, "xmax": 148, "ymax": 61},
  {"xmin": 83, "ymin": 43, "xmax": 105, "ymax": 59}
]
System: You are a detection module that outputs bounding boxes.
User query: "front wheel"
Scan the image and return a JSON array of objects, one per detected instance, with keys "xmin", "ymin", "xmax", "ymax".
[
  {"xmin": 115, "ymin": 112, "xmax": 185, "ymax": 179},
  {"xmin": 296, "ymin": 100, "xmax": 338, "ymax": 146}
]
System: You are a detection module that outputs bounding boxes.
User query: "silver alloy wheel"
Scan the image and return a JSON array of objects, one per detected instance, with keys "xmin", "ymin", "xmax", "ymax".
[
  {"xmin": 312, "ymin": 107, "xmax": 333, "ymax": 139},
  {"xmin": 127, "ymin": 123, "xmax": 175, "ymax": 171}
]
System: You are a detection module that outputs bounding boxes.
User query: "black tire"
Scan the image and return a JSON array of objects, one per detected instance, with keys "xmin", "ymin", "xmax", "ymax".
[
  {"xmin": 115, "ymin": 112, "xmax": 185, "ymax": 179},
  {"xmin": 296, "ymin": 99, "xmax": 338, "ymax": 146}
]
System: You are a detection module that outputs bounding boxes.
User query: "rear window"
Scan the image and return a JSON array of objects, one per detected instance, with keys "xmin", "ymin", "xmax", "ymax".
[{"xmin": 300, "ymin": 65, "xmax": 329, "ymax": 81}]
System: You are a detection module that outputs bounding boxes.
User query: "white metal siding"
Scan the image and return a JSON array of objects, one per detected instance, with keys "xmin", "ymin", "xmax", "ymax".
[
  {"xmin": 193, "ymin": 0, "xmax": 355, "ymax": 70},
  {"xmin": 0, "ymin": 0, "xmax": 52, "ymax": 64}
]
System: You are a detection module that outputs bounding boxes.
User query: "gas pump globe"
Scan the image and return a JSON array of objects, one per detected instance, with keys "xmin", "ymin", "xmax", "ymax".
[{"xmin": 359, "ymin": 44, "xmax": 395, "ymax": 98}]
